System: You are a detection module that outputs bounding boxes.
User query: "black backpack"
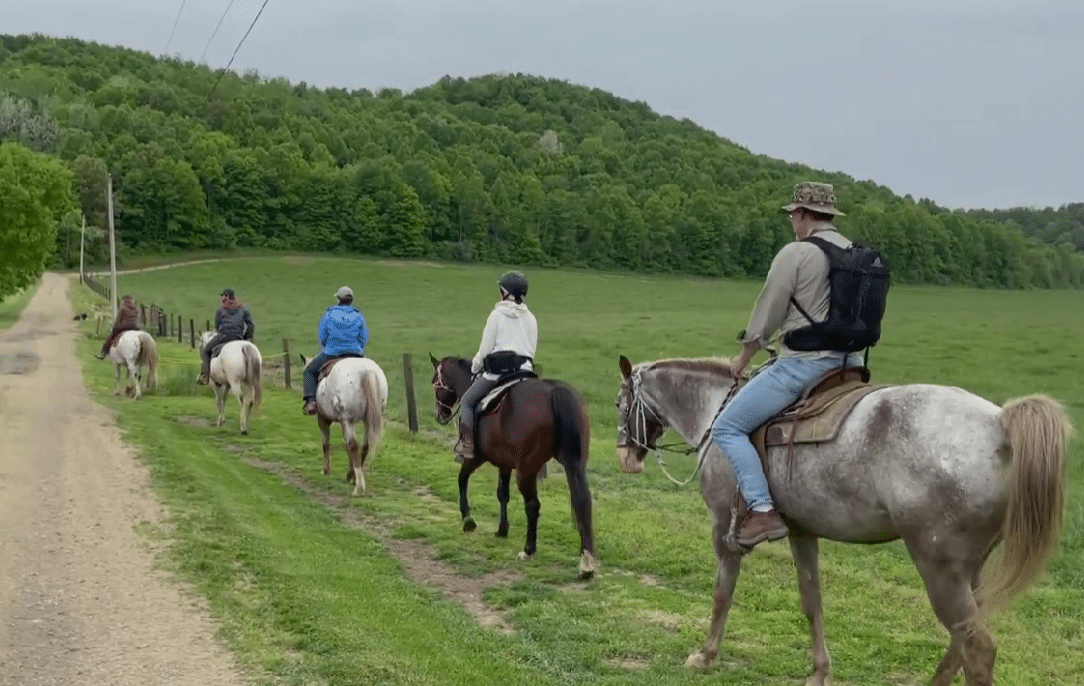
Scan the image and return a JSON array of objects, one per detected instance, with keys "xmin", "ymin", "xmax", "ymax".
[{"xmin": 782, "ymin": 235, "xmax": 890, "ymax": 356}]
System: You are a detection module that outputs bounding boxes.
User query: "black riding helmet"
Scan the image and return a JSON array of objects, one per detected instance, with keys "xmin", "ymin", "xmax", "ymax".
[{"xmin": 498, "ymin": 271, "xmax": 528, "ymax": 299}]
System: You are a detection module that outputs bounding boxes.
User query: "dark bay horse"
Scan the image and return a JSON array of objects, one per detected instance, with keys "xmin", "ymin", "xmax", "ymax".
[
  {"xmin": 615, "ymin": 354, "xmax": 1071, "ymax": 686},
  {"xmin": 429, "ymin": 354, "xmax": 597, "ymax": 579}
]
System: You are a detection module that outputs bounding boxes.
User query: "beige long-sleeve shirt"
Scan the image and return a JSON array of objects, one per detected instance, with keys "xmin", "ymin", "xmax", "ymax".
[{"xmin": 741, "ymin": 227, "xmax": 852, "ymax": 357}]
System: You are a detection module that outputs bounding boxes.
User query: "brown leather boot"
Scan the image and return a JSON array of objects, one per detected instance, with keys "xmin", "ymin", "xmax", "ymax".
[
  {"xmin": 737, "ymin": 509, "xmax": 790, "ymax": 547},
  {"xmin": 454, "ymin": 435, "xmax": 475, "ymax": 463}
]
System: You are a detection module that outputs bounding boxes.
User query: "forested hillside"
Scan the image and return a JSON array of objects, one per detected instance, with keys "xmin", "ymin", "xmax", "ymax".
[{"xmin": 2, "ymin": 33, "xmax": 1082, "ymax": 288}]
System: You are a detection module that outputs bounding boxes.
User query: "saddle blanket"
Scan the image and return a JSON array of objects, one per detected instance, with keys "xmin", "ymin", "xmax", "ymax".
[{"xmin": 477, "ymin": 371, "xmax": 537, "ymax": 414}]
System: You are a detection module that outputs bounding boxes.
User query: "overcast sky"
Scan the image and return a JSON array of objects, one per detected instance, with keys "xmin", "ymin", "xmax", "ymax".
[{"xmin": 7, "ymin": 0, "xmax": 1083, "ymax": 210}]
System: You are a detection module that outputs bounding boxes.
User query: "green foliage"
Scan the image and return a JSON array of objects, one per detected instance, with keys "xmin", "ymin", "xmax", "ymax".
[
  {"xmin": 0, "ymin": 140, "xmax": 73, "ymax": 298},
  {"xmin": 3, "ymin": 32, "xmax": 1083, "ymax": 288}
]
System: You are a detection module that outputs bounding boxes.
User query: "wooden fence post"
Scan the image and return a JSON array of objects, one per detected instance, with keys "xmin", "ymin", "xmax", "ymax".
[
  {"xmin": 177, "ymin": 315, "xmax": 182, "ymax": 343},
  {"xmin": 282, "ymin": 339, "xmax": 292, "ymax": 388},
  {"xmin": 402, "ymin": 352, "xmax": 419, "ymax": 433},
  {"xmin": 205, "ymin": 319, "xmax": 211, "ymax": 335},
  {"xmin": 189, "ymin": 319, "xmax": 195, "ymax": 348},
  {"xmin": 140, "ymin": 304, "xmax": 147, "ymax": 327}
]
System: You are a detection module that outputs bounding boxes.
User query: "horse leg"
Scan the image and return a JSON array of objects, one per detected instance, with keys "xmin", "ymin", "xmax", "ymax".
[
  {"xmin": 928, "ymin": 538, "xmax": 1001, "ymax": 686},
  {"xmin": 318, "ymin": 416, "xmax": 332, "ymax": 476},
  {"xmin": 495, "ymin": 467, "xmax": 511, "ymax": 537},
  {"xmin": 230, "ymin": 381, "xmax": 245, "ymax": 433},
  {"xmin": 788, "ymin": 533, "xmax": 831, "ymax": 686},
  {"xmin": 214, "ymin": 384, "xmax": 227, "ymax": 427},
  {"xmin": 564, "ymin": 461, "xmax": 596, "ymax": 580},
  {"xmin": 239, "ymin": 383, "xmax": 251, "ymax": 435},
  {"xmin": 113, "ymin": 363, "xmax": 123, "ymax": 396},
  {"xmin": 686, "ymin": 516, "xmax": 744, "ymax": 670},
  {"xmin": 457, "ymin": 460, "xmax": 483, "ymax": 532},
  {"xmin": 904, "ymin": 537, "xmax": 995, "ymax": 686},
  {"xmin": 342, "ymin": 421, "xmax": 365, "ymax": 496},
  {"xmin": 514, "ymin": 471, "xmax": 541, "ymax": 561},
  {"xmin": 127, "ymin": 359, "xmax": 142, "ymax": 399}
]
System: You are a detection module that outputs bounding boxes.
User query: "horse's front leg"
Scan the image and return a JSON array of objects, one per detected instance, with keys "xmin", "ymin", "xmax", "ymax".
[
  {"xmin": 495, "ymin": 467, "xmax": 512, "ymax": 538},
  {"xmin": 113, "ymin": 363, "xmax": 123, "ymax": 395},
  {"xmin": 317, "ymin": 416, "xmax": 332, "ymax": 475},
  {"xmin": 789, "ymin": 532, "xmax": 831, "ymax": 686},
  {"xmin": 214, "ymin": 385, "xmax": 227, "ymax": 426},
  {"xmin": 457, "ymin": 460, "xmax": 482, "ymax": 532},
  {"xmin": 686, "ymin": 517, "xmax": 744, "ymax": 670},
  {"xmin": 515, "ymin": 472, "xmax": 541, "ymax": 561}
]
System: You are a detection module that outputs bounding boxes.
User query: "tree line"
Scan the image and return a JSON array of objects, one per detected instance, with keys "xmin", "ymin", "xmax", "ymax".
[{"xmin": 2, "ymin": 32, "xmax": 1083, "ymax": 290}]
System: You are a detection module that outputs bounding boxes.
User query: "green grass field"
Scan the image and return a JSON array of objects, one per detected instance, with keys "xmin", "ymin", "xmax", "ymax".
[{"xmin": 67, "ymin": 256, "xmax": 1084, "ymax": 685}]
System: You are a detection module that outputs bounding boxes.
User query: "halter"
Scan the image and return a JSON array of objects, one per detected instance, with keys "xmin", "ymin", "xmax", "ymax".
[
  {"xmin": 432, "ymin": 362, "xmax": 460, "ymax": 424},
  {"xmin": 619, "ymin": 367, "xmax": 742, "ymax": 486}
]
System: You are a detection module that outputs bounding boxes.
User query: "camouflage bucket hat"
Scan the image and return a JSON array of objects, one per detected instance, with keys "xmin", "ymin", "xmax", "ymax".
[{"xmin": 782, "ymin": 182, "xmax": 845, "ymax": 216}]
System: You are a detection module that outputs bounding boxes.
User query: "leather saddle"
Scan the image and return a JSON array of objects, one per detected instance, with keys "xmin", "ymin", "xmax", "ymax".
[
  {"xmin": 749, "ymin": 365, "xmax": 892, "ymax": 478},
  {"xmin": 318, "ymin": 353, "xmax": 365, "ymax": 382},
  {"xmin": 476, "ymin": 370, "xmax": 538, "ymax": 417}
]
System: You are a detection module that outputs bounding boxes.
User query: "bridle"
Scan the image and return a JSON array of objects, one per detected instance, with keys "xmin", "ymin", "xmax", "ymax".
[
  {"xmin": 432, "ymin": 362, "xmax": 460, "ymax": 424},
  {"xmin": 618, "ymin": 367, "xmax": 742, "ymax": 486}
]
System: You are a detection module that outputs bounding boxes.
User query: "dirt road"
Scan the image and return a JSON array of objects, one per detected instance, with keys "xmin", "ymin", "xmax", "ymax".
[{"xmin": 0, "ymin": 273, "xmax": 246, "ymax": 685}]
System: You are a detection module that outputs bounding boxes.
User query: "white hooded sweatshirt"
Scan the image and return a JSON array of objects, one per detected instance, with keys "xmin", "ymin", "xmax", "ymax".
[{"xmin": 471, "ymin": 300, "xmax": 538, "ymax": 379}]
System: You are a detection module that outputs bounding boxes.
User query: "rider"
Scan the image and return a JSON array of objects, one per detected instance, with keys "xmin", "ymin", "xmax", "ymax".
[
  {"xmin": 710, "ymin": 182, "xmax": 863, "ymax": 550},
  {"xmin": 95, "ymin": 294, "xmax": 140, "ymax": 359},
  {"xmin": 454, "ymin": 271, "xmax": 537, "ymax": 462},
  {"xmin": 302, "ymin": 286, "xmax": 368, "ymax": 415},
  {"xmin": 197, "ymin": 288, "xmax": 255, "ymax": 385}
]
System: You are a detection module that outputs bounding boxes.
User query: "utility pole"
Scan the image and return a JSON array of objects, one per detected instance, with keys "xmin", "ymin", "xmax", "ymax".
[
  {"xmin": 79, "ymin": 214, "xmax": 86, "ymax": 285},
  {"xmin": 108, "ymin": 174, "xmax": 118, "ymax": 317}
]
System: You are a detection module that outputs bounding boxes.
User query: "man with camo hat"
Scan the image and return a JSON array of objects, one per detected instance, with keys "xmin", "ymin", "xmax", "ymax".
[{"xmin": 709, "ymin": 182, "xmax": 865, "ymax": 550}]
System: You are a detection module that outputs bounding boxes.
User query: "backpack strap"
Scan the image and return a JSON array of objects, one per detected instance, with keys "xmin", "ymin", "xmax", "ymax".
[{"xmin": 788, "ymin": 234, "xmax": 838, "ymax": 326}]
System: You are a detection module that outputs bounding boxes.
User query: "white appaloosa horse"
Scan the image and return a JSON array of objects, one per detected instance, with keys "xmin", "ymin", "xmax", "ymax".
[
  {"xmin": 614, "ymin": 354, "xmax": 1072, "ymax": 686},
  {"xmin": 200, "ymin": 330, "xmax": 263, "ymax": 434},
  {"xmin": 106, "ymin": 330, "xmax": 159, "ymax": 399},
  {"xmin": 300, "ymin": 353, "xmax": 388, "ymax": 496}
]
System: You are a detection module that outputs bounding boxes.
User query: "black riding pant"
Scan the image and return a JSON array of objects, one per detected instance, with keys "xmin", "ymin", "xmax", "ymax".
[
  {"xmin": 458, "ymin": 375, "xmax": 499, "ymax": 437},
  {"xmin": 201, "ymin": 333, "xmax": 241, "ymax": 373}
]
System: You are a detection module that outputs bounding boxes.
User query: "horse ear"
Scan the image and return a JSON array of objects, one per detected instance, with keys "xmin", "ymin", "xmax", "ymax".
[
  {"xmin": 429, "ymin": 352, "xmax": 438, "ymax": 367},
  {"xmin": 619, "ymin": 355, "xmax": 632, "ymax": 380}
]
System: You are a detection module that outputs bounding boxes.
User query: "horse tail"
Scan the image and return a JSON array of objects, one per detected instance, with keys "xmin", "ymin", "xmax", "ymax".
[
  {"xmin": 551, "ymin": 384, "xmax": 594, "ymax": 552},
  {"xmin": 140, "ymin": 332, "xmax": 158, "ymax": 389},
  {"xmin": 243, "ymin": 344, "xmax": 263, "ymax": 409},
  {"xmin": 361, "ymin": 369, "xmax": 384, "ymax": 452},
  {"xmin": 974, "ymin": 394, "xmax": 1073, "ymax": 624}
]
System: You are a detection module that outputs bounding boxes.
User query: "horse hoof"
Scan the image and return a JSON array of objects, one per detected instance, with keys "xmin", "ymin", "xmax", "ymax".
[
  {"xmin": 578, "ymin": 551, "xmax": 597, "ymax": 580},
  {"xmin": 516, "ymin": 551, "xmax": 533, "ymax": 562},
  {"xmin": 241, "ymin": 429, "xmax": 248, "ymax": 435},
  {"xmin": 684, "ymin": 653, "xmax": 714, "ymax": 670},
  {"xmin": 462, "ymin": 517, "xmax": 477, "ymax": 532},
  {"xmin": 494, "ymin": 528, "xmax": 509, "ymax": 538}
]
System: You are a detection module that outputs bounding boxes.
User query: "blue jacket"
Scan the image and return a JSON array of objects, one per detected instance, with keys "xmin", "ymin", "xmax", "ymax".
[{"xmin": 320, "ymin": 304, "xmax": 367, "ymax": 357}]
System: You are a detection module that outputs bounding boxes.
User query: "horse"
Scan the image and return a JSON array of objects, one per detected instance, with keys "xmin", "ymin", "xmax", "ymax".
[
  {"xmin": 105, "ymin": 330, "xmax": 159, "ymax": 399},
  {"xmin": 429, "ymin": 354, "xmax": 597, "ymax": 580},
  {"xmin": 614, "ymin": 354, "xmax": 1072, "ymax": 686},
  {"xmin": 299, "ymin": 353, "xmax": 388, "ymax": 497},
  {"xmin": 198, "ymin": 330, "xmax": 263, "ymax": 434}
]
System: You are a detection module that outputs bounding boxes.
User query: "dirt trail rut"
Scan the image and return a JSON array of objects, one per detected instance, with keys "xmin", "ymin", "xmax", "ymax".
[{"xmin": 0, "ymin": 273, "xmax": 246, "ymax": 685}]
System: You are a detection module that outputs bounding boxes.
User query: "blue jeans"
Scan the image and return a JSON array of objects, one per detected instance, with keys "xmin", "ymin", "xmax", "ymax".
[
  {"xmin": 710, "ymin": 353, "xmax": 861, "ymax": 512},
  {"xmin": 303, "ymin": 352, "xmax": 333, "ymax": 401}
]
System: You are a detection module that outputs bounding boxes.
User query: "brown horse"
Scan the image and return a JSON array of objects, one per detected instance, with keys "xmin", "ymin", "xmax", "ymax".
[{"xmin": 429, "ymin": 354, "xmax": 597, "ymax": 579}]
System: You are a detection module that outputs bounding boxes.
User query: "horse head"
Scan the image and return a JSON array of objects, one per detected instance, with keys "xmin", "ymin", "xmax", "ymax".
[
  {"xmin": 429, "ymin": 353, "xmax": 473, "ymax": 425},
  {"xmin": 615, "ymin": 355, "xmax": 669, "ymax": 474}
]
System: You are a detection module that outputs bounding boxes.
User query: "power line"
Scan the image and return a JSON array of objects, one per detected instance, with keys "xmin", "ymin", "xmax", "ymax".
[
  {"xmin": 200, "ymin": 0, "xmax": 238, "ymax": 63},
  {"xmin": 163, "ymin": 0, "xmax": 188, "ymax": 55},
  {"xmin": 205, "ymin": 0, "xmax": 271, "ymax": 102}
]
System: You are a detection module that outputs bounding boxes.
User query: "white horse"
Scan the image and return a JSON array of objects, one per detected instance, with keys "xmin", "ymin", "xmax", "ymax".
[
  {"xmin": 615, "ymin": 355, "xmax": 1072, "ymax": 686},
  {"xmin": 300, "ymin": 353, "xmax": 388, "ymax": 496},
  {"xmin": 199, "ymin": 331, "xmax": 263, "ymax": 434},
  {"xmin": 106, "ymin": 330, "xmax": 159, "ymax": 399}
]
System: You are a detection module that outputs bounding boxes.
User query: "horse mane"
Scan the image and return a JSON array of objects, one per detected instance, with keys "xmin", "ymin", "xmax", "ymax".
[{"xmin": 641, "ymin": 356, "xmax": 736, "ymax": 380}]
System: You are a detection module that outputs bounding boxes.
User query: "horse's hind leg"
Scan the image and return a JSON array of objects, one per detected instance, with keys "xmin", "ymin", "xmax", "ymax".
[
  {"xmin": 213, "ymin": 385, "xmax": 227, "ymax": 426},
  {"xmin": 495, "ymin": 467, "xmax": 511, "ymax": 538},
  {"xmin": 905, "ymin": 538, "xmax": 995, "ymax": 686},
  {"xmin": 341, "ymin": 422, "xmax": 365, "ymax": 496},
  {"xmin": 564, "ymin": 461, "xmax": 596, "ymax": 579},
  {"xmin": 318, "ymin": 416, "xmax": 332, "ymax": 475},
  {"xmin": 231, "ymin": 383, "xmax": 246, "ymax": 433},
  {"xmin": 239, "ymin": 385, "xmax": 251, "ymax": 435},
  {"xmin": 685, "ymin": 516, "xmax": 743, "ymax": 670},
  {"xmin": 789, "ymin": 533, "xmax": 831, "ymax": 686},
  {"xmin": 457, "ymin": 460, "xmax": 483, "ymax": 532},
  {"xmin": 113, "ymin": 363, "xmax": 124, "ymax": 396},
  {"xmin": 514, "ymin": 471, "xmax": 541, "ymax": 561},
  {"xmin": 128, "ymin": 360, "xmax": 142, "ymax": 399}
]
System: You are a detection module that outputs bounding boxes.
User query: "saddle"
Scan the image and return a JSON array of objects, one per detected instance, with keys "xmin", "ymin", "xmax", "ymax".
[
  {"xmin": 749, "ymin": 365, "xmax": 893, "ymax": 480},
  {"xmin": 316, "ymin": 353, "xmax": 366, "ymax": 379},
  {"xmin": 476, "ymin": 370, "xmax": 538, "ymax": 417}
]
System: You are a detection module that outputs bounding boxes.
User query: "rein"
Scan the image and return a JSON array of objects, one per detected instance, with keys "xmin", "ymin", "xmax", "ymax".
[{"xmin": 621, "ymin": 369, "xmax": 743, "ymax": 486}]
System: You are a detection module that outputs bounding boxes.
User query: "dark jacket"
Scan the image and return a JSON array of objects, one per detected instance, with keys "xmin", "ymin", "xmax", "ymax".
[
  {"xmin": 216, "ymin": 297, "xmax": 255, "ymax": 340},
  {"xmin": 112, "ymin": 299, "xmax": 140, "ymax": 330}
]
